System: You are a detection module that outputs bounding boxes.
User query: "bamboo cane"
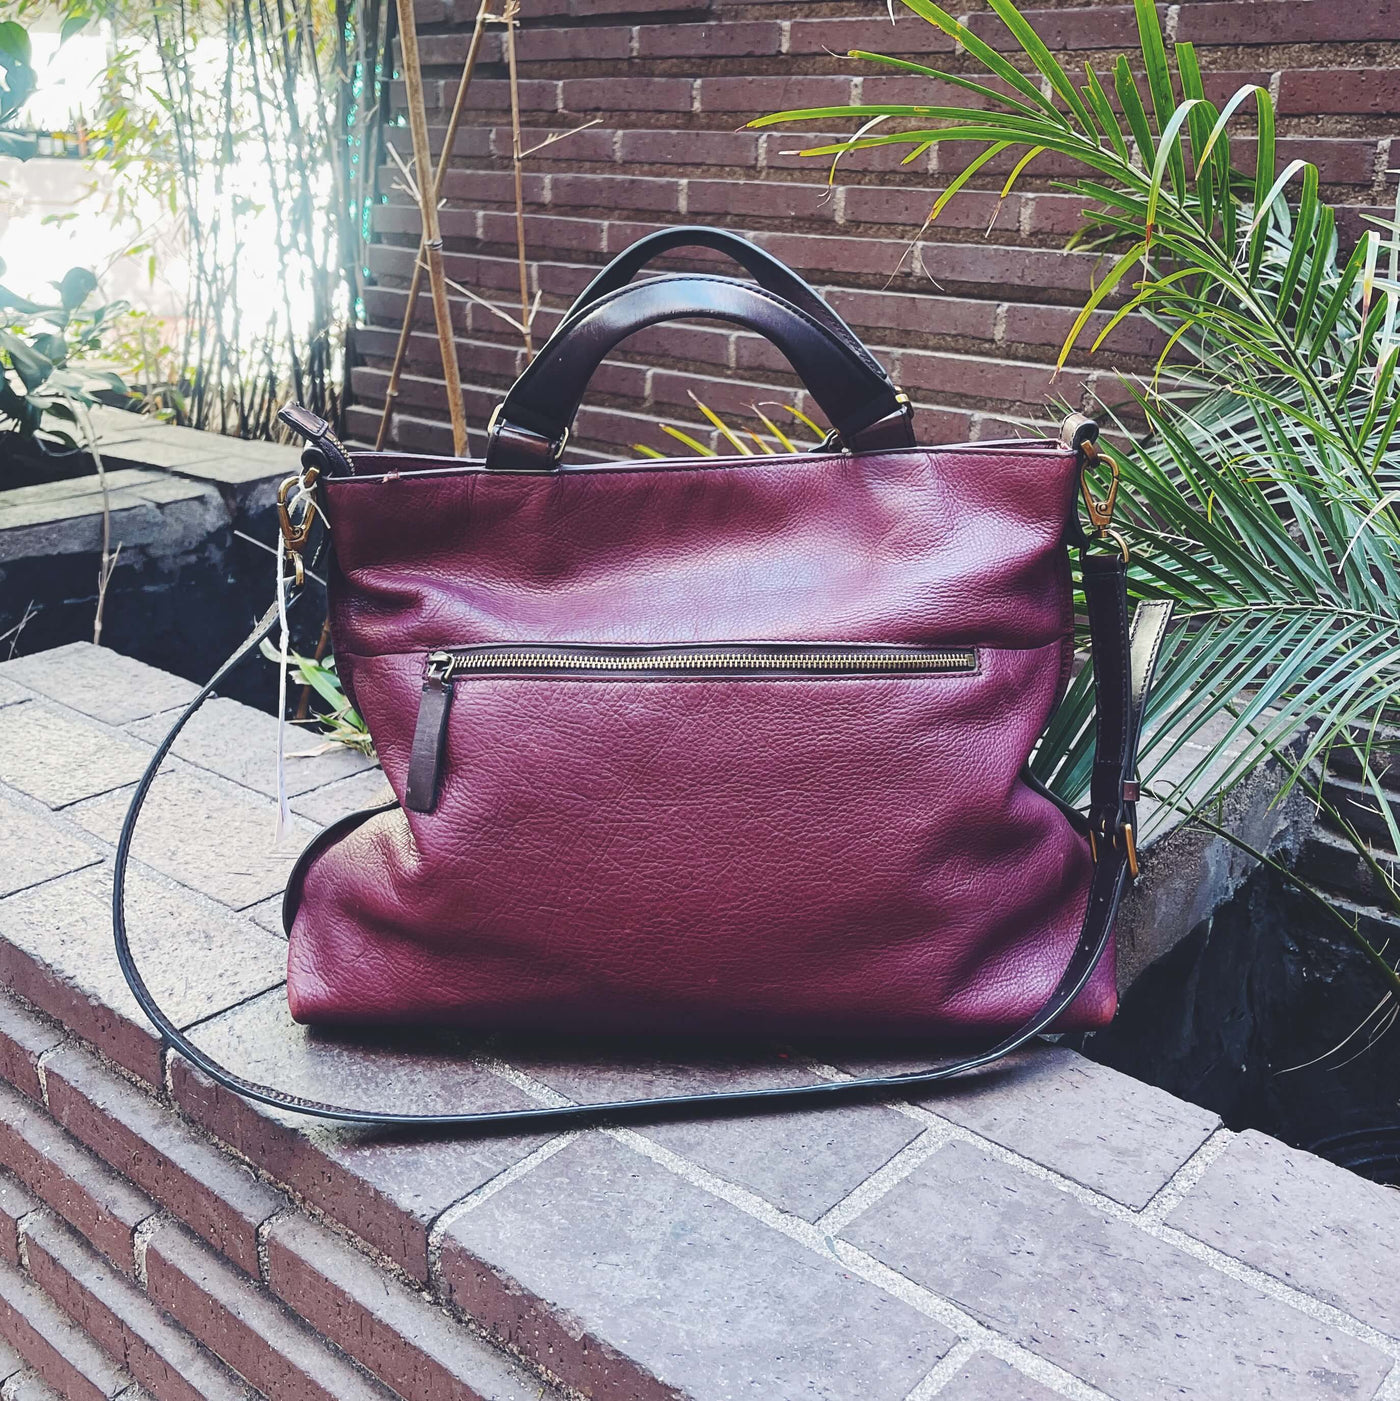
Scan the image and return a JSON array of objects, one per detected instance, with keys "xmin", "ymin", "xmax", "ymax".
[
  {"xmin": 392, "ymin": 0, "xmax": 469, "ymax": 455},
  {"xmin": 375, "ymin": 0, "xmax": 490, "ymax": 450},
  {"xmin": 503, "ymin": 0, "xmax": 533, "ymax": 354}
]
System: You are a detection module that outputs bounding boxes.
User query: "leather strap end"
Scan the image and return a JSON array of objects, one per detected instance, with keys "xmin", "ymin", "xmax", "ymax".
[
  {"xmin": 1059, "ymin": 412, "xmax": 1100, "ymax": 458},
  {"xmin": 846, "ymin": 397, "xmax": 916, "ymax": 454}
]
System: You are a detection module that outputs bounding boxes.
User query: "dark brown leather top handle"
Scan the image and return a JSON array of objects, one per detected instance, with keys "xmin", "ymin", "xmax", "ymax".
[
  {"xmin": 484, "ymin": 273, "xmax": 915, "ymax": 471},
  {"xmin": 561, "ymin": 226, "xmax": 886, "ymax": 379}
]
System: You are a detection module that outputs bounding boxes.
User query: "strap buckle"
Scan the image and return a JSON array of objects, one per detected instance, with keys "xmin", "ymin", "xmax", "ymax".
[{"xmin": 1088, "ymin": 813, "xmax": 1140, "ymax": 881}]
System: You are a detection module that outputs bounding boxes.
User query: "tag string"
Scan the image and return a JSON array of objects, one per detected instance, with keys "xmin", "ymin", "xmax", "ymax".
[{"xmin": 273, "ymin": 477, "xmax": 318, "ymax": 846}]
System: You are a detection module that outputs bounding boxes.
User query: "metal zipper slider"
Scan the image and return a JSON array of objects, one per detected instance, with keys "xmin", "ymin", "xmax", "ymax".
[{"xmin": 405, "ymin": 661, "xmax": 455, "ymax": 812}]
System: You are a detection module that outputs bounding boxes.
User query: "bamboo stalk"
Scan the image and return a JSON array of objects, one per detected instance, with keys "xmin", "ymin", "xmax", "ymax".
[
  {"xmin": 376, "ymin": 0, "xmax": 491, "ymax": 450},
  {"xmin": 393, "ymin": 0, "xmax": 469, "ymax": 455},
  {"xmin": 503, "ymin": 0, "xmax": 532, "ymax": 353}
]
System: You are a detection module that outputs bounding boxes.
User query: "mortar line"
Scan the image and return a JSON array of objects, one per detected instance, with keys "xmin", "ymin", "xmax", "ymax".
[
  {"xmin": 474, "ymin": 1060, "xmax": 1108, "ymax": 1396},
  {"xmin": 1135, "ymin": 1123, "xmax": 1234, "ymax": 1225},
  {"xmin": 1374, "ymin": 137, "xmax": 1394, "ymax": 202},
  {"xmin": 814, "ymin": 1124, "xmax": 952, "ymax": 1235},
  {"xmin": 610, "ymin": 1123, "xmax": 1114, "ymax": 1401},
  {"xmin": 895, "ymin": 1106, "xmax": 1400, "ymax": 1362},
  {"xmin": 895, "ymin": 1094, "xmax": 1400, "ymax": 1359},
  {"xmin": 494, "ymin": 1054, "xmax": 1400, "ymax": 1367},
  {"xmin": 1373, "ymin": 1359, "xmax": 1400, "ymax": 1401},
  {"xmin": 33, "ymin": 1038, "xmax": 75, "ymax": 1110},
  {"xmin": 11, "ymin": 1206, "xmax": 44, "ymax": 1274},
  {"xmin": 901, "ymin": 1337, "xmax": 980, "ymax": 1401},
  {"xmin": 5, "ymin": 680, "xmax": 1395, "ymax": 1372},
  {"xmin": 0, "ymin": 680, "xmax": 351, "ymax": 834},
  {"xmin": 175, "ymin": 980, "xmax": 288, "ymax": 1037},
  {"xmin": 254, "ymin": 1205, "xmax": 294, "ymax": 1285},
  {"xmin": 425, "ymin": 1129, "xmax": 581, "ymax": 1276},
  {"xmin": 0, "ymin": 858, "xmax": 105, "ymax": 905},
  {"xmin": 0, "ymin": 760, "xmax": 308, "ymax": 946},
  {"xmin": 131, "ymin": 1212, "xmax": 165, "ymax": 1290}
]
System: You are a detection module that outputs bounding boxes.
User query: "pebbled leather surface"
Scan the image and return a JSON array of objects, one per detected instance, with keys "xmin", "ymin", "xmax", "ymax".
[{"xmin": 289, "ymin": 441, "xmax": 1111, "ymax": 1037}]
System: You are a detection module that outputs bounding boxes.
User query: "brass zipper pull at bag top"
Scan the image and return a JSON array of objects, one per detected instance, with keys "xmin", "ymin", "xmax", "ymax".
[{"xmin": 404, "ymin": 644, "xmax": 977, "ymax": 813}]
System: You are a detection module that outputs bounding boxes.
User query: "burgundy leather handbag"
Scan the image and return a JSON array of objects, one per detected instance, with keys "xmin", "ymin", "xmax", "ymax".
[{"xmin": 114, "ymin": 228, "xmax": 1170, "ymax": 1129}]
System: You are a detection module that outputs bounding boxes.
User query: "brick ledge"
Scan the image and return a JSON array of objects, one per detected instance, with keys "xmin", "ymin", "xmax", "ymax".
[{"xmin": 0, "ymin": 642, "xmax": 1396, "ymax": 1400}]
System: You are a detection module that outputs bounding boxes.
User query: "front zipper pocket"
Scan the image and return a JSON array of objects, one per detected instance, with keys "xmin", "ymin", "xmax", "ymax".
[{"xmin": 403, "ymin": 642, "xmax": 977, "ymax": 813}]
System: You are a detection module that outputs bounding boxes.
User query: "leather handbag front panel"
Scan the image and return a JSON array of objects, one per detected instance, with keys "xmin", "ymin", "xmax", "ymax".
[{"xmin": 286, "ymin": 442, "xmax": 1113, "ymax": 1038}]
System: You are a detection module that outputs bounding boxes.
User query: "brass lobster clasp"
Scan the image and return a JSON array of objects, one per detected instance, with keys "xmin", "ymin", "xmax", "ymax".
[
  {"xmin": 276, "ymin": 463, "xmax": 321, "ymax": 586},
  {"xmin": 1078, "ymin": 438, "xmax": 1119, "ymax": 535}
]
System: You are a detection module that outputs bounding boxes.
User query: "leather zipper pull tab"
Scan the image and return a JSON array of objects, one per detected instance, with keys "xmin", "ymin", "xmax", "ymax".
[
  {"xmin": 277, "ymin": 402, "xmax": 356, "ymax": 477},
  {"xmin": 405, "ymin": 656, "xmax": 455, "ymax": 813}
]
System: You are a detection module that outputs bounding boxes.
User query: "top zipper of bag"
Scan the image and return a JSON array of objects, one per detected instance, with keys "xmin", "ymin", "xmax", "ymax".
[{"xmin": 404, "ymin": 643, "xmax": 976, "ymax": 814}]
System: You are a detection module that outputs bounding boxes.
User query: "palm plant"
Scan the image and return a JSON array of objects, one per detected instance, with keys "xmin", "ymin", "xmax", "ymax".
[{"xmin": 753, "ymin": 0, "xmax": 1400, "ymax": 1003}]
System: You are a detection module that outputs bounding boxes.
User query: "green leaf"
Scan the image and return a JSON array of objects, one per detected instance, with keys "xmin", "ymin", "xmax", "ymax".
[
  {"xmin": 897, "ymin": 0, "xmax": 1067, "ymax": 124},
  {"xmin": 844, "ymin": 52, "xmax": 1048, "ymax": 124},
  {"xmin": 753, "ymin": 406, "xmax": 801, "ymax": 453},
  {"xmin": 660, "ymin": 424, "xmax": 716, "ymax": 457},
  {"xmin": 1057, "ymin": 242, "xmax": 1146, "ymax": 369},
  {"xmin": 982, "ymin": 0, "xmax": 1097, "ymax": 136},
  {"xmin": 1173, "ymin": 45, "xmax": 1216, "ymax": 228},
  {"xmin": 59, "ymin": 11, "xmax": 91, "ymax": 43},
  {"xmin": 30, "ymin": 332, "xmax": 67, "ymax": 366},
  {"xmin": 0, "ymin": 20, "xmax": 32, "ymax": 64},
  {"xmin": 1304, "ymin": 231, "xmax": 1366, "ymax": 355},
  {"xmin": 1112, "ymin": 56, "xmax": 1156, "ymax": 170},
  {"xmin": 999, "ymin": 144, "xmax": 1044, "ymax": 199},
  {"xmin": 689, "ymin": 396, "xmax": 752, "ymax": 455},
  {"xmin": 1144, "ymin": 100, "xmax": 1201, "ymax": 244},
  {"xmin": 0, "ymin": 330, "xmax": 54, "ymax": 391},
  {"xmin": 1246, "ymin": 157, "xmax": 1306, "ymax": 279},
  {"xmin": 56, "ymin": 267, "xmax": 98, "ymax": 311},
  {"xmin": 929, "ymin": 140, "xmax": 1011, "ymax": 222},
  {"xmin": 0, "ymin": 283, "xmax": 48, "ymax": 315},
  {"xmin": 1274, "ymin": 161, "xmax": 1319, "ymax": 317},
  {"xmin": 1132, "ymin": 0, "xmax": 1177, "ymax": 134},
  {"xmin": 1249, "ymin": 87, "xmax": 1278, "ymax": 275},
  {"xmin": 1082, "ymin": 66, "xmax": 1128, "ymax": 163}
]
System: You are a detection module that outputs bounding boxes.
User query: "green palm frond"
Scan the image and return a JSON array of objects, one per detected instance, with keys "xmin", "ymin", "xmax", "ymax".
[{"xmin": 753, "ymin": 0, "xmax": 1400, "ymax": 820}]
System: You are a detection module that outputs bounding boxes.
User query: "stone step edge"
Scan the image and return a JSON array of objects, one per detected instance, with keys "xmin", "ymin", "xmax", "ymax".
[
  {"xmin": 0, "ymin": 1246, "xmax": 148, "ymax": 1401},
  {"xmin": 13, "ymin": 1204, "xmax": 257, "ymax": 1401},
  {"xmin": 0, "ymin": 986, "xmax": 565, "ymax": 1401}
]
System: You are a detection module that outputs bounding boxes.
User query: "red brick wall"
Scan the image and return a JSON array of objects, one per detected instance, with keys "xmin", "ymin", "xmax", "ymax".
[{"xmin": 354, "ymin": 0, "xmax": 1400, "ymax": 457}]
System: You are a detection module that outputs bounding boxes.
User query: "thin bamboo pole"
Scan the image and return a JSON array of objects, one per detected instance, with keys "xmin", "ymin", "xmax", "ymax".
[
  {"xmin": 375, "ymin": 0, "xmax": 491, "ymax": 450},
  {"xmin": 393, "ymin": 0, "xmax": 469, "ymax": 455},
  {"xmin": 503, "ymin": 0, "xmax": 533, "ymax": 354}
]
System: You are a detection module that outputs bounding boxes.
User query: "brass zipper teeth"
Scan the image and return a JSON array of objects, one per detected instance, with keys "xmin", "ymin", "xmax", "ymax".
[{"xmin": 430, "ymin": 649, "xmax": 974, "ymax": 678}]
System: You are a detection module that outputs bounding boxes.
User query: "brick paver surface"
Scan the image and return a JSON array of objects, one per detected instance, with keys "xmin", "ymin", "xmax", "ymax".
[{"xmin": 0, "ymin": 641, "xmax": 1396, "ymax": 1401}]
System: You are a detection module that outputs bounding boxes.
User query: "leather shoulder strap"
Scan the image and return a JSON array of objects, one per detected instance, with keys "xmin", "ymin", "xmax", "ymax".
[{"xmin": 112, "ymin": 555, "xmax": 1168, "ymax": 1132}]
